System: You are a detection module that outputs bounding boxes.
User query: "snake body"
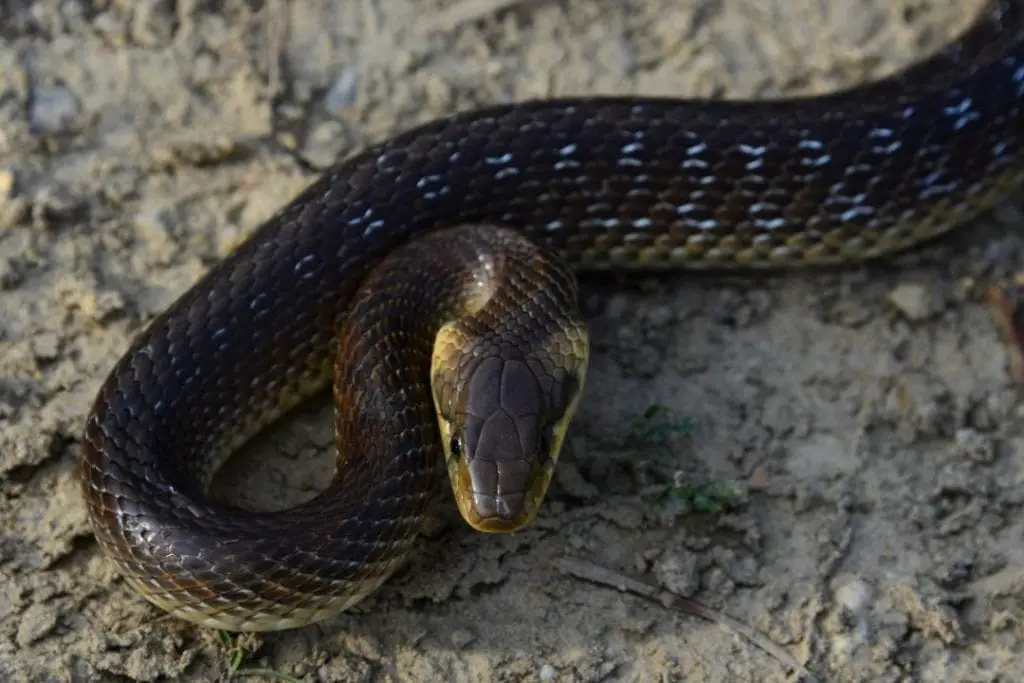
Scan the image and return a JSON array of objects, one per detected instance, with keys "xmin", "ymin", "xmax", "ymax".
[{"xmin": 82, "ymin": 0, "xmax": 1024, "ymax": 631}]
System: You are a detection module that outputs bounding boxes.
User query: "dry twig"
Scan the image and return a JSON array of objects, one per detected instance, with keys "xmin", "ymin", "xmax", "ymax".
[{"xmin": 553, "ymin": 557, "xmax": 820, "ymax": 683}]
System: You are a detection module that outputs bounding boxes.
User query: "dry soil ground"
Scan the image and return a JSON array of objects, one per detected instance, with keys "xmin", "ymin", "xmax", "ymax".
[{"xmin": 3, "ymin": 0, "xmax": 1024, "ymax": 681}]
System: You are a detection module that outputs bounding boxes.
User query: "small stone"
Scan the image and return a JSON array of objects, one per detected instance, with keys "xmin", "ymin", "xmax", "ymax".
[
  {"xmin": 30, "ymin": 332, "xmax": 60, "ymax": 361},
  {"xmin": 0, "ymin": 169, "xmax": 26, "ymax": 230},
  {"xmin": 0, "ymin": 168, "xmax": 14, "ymax": 200},
  {"xmin": 887, "ymin": 282, "xmax": 944, "ymax": 320},
  {"xmin": 0, "ymin": 197, "xmax": 27, "ymax": 230},
  {"xmin": 539, "ymin": 664, "xmax": 557, "ymax": 681},
  {"xmin": 834, "ymin": 577, "xmax": 874, "ymax": 615},
  {"xmin": 191, "ymin": 53, "xmax": 216, "ymax": 85},
  {"xmin": 653, "ymin": 551, "xmax": 701, "ymax": 597},
  {"xmin": 29, "ymin": 85, "xmax": 83, "ymax": 135},
  {"xmin": 323, "ymin": 68, "xmax": 360, "ymax": 115},
  {"xmin": 302, "ymin": 120, "xmax": 349, "ymax": 170}
]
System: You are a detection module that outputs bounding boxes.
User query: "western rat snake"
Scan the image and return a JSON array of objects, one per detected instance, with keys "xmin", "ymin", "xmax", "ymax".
[{"xmin": 81, "ymin": 0, "xmax": 1024, "ymax": 630}]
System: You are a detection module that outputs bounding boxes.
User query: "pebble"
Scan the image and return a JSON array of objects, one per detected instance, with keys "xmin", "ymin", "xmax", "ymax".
[
  {"xmin": 653, "ymin": 551, "xmax": 701, "ymax": 597},
  {"xmin": 834, "ymin": 577, "xmax": 874, "ymax": 615},
  {"xmin": 539, "ymin": 664, "xmax": 557, "ymax": 681},
  {"xmin": 0, "ymin": 169, "xmax": 26, "ymax": 229},
  {"xmin": 0, "ymin": 168, "xmax": 14, "ymax": 200},
  {"xmin": 30, "ymin": 332, "xmax": 60, "ymax": 362},
  {"xmin": 29, "ymin": 85, "xmax": 82, "ymax": 135},
  {"xmin": 887, "ymin": 282, "xmax": 944, "ymax": 321},
  {"xmin": 324, "ymin": 68, "xmax": 360, "ymax": 115},
  {"xmin": 303, "ymin": 120, "xmax": 350, "ymax": 170}
]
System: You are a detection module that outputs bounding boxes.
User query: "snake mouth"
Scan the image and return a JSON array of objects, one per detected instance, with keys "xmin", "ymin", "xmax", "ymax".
[
  {"xmin": 463, "ymin": 489, "xmax": 540, "ymax": 533},
  {"xmin": 448, "ymin": 456, "xmax": 554, "ymax": 534},
  {"xmin": 470, "ymin": 509, "xmax": 534, "ymax": 534},
  {"xmin": 474, "ymin": 520, "xmax": 527, "ymax": 533},
  {"xmin": 450, "ymin": 476, "xmax": 538, "ymax": 533}
]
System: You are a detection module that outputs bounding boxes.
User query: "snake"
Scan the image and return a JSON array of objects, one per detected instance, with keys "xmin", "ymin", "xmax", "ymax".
[{"xmin": 81, "ymin": 0, "xmax": 1024, "ymax": 632}]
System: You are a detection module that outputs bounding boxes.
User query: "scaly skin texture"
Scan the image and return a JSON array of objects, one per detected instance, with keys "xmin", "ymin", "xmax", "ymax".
[{"xmin": 81, "ymin": 0, "xmax": 1024, "ymax": 631}]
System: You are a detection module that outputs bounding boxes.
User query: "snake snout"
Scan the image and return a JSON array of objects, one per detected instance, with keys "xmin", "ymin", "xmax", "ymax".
[
  {"xmin": 463, "ymin": 408, "xmax": 537, "ymax": 530},
  {"xmin": 469, "ymin": 460, "xmax": 529, "ymax": 524},
  {"xmin": 441, "ymin": 355, "xmax": 561, "ymax": 532}
]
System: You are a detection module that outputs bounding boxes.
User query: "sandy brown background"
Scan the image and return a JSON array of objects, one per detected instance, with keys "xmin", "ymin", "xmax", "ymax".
[{"xmin": 4, "ymin": 0, "xmax": 1024, "ymax": 681}]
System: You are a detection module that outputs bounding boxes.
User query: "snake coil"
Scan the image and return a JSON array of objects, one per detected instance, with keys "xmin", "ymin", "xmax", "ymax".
[{"xmin": 82, "ymin": 1, "xmax": 1024, "ymax": 631}]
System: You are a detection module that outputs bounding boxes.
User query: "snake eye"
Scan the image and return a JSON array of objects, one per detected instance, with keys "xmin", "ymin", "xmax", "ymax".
[{"xmin": 449, "ymin": 434, "xmax": 463, "ymax": 460}]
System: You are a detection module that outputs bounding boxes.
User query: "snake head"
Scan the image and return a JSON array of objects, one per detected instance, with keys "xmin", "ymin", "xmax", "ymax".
[{"xmin": 431, "ymin": 322, "xmax": 588, "ymax": 534}]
